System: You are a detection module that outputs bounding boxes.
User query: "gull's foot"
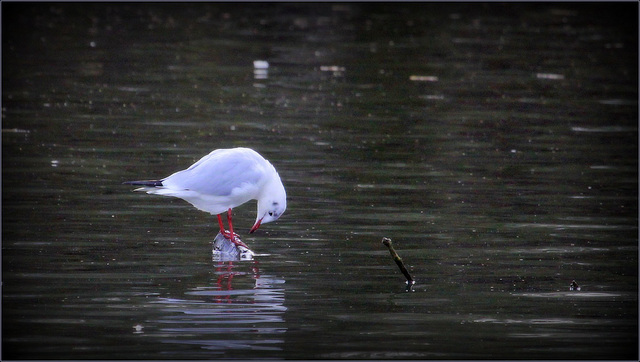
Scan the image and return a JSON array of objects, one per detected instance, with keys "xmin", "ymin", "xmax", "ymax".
[
  {"xmin": 231, "ymin": 238, "xmax": 250, "ymax": 249},
  {"xmin": 220, "ymin": 230, "xmax": 250, "ymax": 249},
  {"xmin": 221, "ymin": 230, "xmax": 240, "ymax": 240}
]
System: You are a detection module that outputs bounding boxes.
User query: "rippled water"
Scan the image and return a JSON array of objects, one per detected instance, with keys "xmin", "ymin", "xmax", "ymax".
[{"xmin": 3, "ymin": 3, "xmax": 638, "ymax": 360}]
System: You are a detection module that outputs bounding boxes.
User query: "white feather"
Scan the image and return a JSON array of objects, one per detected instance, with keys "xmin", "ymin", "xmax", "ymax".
[{"xmin": 128, "ymin": 147, "xmax": 286, "ymax": 229}]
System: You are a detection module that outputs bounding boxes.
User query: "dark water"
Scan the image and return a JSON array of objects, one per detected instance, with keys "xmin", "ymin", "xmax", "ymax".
[{"xmin": 2, "ymin": 3, "xmax": 638, "ymax": 360}]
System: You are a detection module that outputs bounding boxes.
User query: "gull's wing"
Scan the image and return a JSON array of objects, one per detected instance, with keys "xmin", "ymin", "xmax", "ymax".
[{"xmin": 161, "ymin": 149, "xmax": 265, "ymax": 197}]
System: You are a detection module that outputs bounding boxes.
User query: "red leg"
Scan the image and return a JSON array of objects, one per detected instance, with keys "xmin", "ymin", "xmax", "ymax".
[
  {"xmin": 216, "ymin": 210, "xmax": 249, "ymax": 249},
  {"xmin": 217, "ymin": 214, "xmax": 234, "ymax": 240},
  {"xmin": 227, "ymin": 208, "xmax": 234, "ymax": 238},
  {"xmin": 226, "ymin": 208, "xmax": 249, "ymax": 248},
  {"xmin": 217, "ymin": 214, "xmax": 226, "ymax": 234}
]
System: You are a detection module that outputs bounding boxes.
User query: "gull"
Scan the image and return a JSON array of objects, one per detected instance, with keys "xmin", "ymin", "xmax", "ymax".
[{"xmin": 123, "ymin": 147, "xmax": 286, "ymax": 248}]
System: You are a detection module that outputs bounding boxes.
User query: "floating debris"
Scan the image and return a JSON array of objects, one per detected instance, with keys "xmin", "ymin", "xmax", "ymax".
[
  {"xmin": 320, "ymin": 65, "xmax": 345, "ymax": 72},
  {"xmin": 253, "ymin": 60, "xmax": 269, "ymax": 69},
  {"xmin": 419, "ymin": 94, "xmax": 445, "ymax": 100},
  {"xmin": 536, "ymin": 73, "xmax": 565, "ymax": 80},
  {"xmin": 253, "ymin": 60, "xmax": 269, "ymax": 80},
  {"xmin": 319, "ymin": 65, "xmax": 346, "ymax": 77},
  {"xmin": 569, "ymin": 280, "xmax": 581, "ymax": 291},
  {"xmin": 409, "ymin": 75, "xmax": 439, "ymax": 82},
  {"xmin": 212, "ymin": 232, "xmax": 254, "ymax": 261},
  {"xmin": 382, "ymin": 237, "xmax": 415, "ymax": 289}
]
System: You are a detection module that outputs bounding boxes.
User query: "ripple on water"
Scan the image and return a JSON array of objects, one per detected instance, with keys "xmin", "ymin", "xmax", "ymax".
[{"xmin": 513, "ymin": 291, "xmax": 625, "ymax": 299}]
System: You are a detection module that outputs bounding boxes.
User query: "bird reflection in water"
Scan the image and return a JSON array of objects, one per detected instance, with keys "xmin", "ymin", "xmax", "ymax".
[{"xmin": 211, "ymin": 232, "xmax": 261, "ymax": 304}]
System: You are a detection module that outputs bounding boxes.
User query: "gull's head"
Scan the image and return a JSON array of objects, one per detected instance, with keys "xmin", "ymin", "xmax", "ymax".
[{"xmin": 250, "ymin": 174, "xmax": 287, "ymax": 233}]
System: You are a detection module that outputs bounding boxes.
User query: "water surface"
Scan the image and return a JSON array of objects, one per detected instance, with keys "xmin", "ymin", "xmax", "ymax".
[{"xmin": 3, "ymin": 3, "xmax": 638, "ymax": 360}]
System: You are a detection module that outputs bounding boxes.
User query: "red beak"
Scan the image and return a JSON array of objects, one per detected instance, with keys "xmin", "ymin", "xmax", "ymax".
[{"xmin": 249, "ymin": 218, "xmax": 263, "ymax": 233}]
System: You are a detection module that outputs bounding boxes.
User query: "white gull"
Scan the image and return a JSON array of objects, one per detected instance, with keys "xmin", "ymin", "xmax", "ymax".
[{"xmin": 124, "ymin": 147, "xmax": 286, "ymax": 247}]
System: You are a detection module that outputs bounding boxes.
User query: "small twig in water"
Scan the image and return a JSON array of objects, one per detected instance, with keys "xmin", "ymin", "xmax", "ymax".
[{"xmin": 382, "ymin": 237, "xmax": 415, "ymax": 286}]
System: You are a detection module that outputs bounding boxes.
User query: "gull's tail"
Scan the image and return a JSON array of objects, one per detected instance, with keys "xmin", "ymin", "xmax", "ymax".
[
  {"xmin": 123, "ymin": 180, "xmax": 163, "ymax": 187},
  {"xmin": 123, "ymin": 180, "xmax": 165, "ymax": 193},
  {"xmin": 123, "ymin": 179, "xmax": 204, "ymax": 210},
  {"xmin": 123, "ymin": 179, "xmax": 188, "ymax": 200}
]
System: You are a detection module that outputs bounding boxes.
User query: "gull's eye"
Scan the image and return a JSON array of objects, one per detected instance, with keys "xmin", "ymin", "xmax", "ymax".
[{"xmin": 268, "ymin": 211, "xmax": 274, "ymax": 216}]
